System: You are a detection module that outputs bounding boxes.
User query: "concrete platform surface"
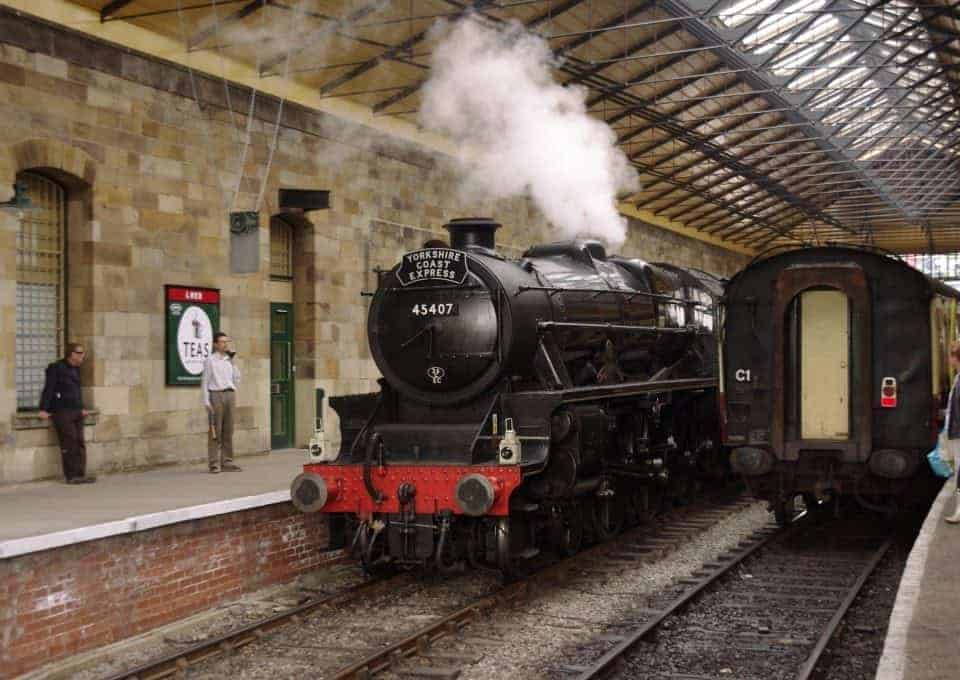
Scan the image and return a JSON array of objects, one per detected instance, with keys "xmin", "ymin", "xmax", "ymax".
[
  {"xmin": 0, "ymin": 449, "xmax": 308, "ymax": 558},
  {"xmin": 876, "ymin": 480, "xmax": 958, "ymax": 680}
]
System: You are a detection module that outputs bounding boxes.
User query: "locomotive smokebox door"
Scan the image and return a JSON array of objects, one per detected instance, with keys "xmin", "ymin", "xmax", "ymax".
[{"xmin": 369, "ymin": 231, "xmax": 507, "ymax": 405}]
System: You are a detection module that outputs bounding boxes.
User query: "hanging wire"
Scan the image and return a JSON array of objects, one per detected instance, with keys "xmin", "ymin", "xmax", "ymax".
[
  {"xmin": 256, "ymin": 0, "xmax": 303, "ymax": 212},
  {"xmin": 210, "ymin": 0, "xmax": 243, "ymax": 147},
  {"xmin": 176, "ymin": 0, "xmax": 232, "ymax": 214},
  {"xmin": 230, "ymin": 0, "xmax": 267, "ymax": 210}
]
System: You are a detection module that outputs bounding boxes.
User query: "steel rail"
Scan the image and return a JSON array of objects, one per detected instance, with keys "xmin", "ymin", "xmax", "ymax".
[
  {"xmin": 106, "ymin": 489, "xmax": 751, "ymax": 680},
  {"xmin": 574, "ymin": 524, "xmax": 892, "ymax": 680},
  {"xmin": 101, "ymin": 568, "xmax": 408, "ymax": 680},
  {"xmin": 573, "ymin": 525, "xmax": 784, "ymax": 679},
  {"xmin": 329, "ymin": 581, "xmax": 529, "ymax": 679},
  {"xmin": 796, "ymin": 537, "xmax": 894, "ymax": 680},
  {"xmin": 325, "ymin": 492, "xmax": 752, "ymax": 680}
]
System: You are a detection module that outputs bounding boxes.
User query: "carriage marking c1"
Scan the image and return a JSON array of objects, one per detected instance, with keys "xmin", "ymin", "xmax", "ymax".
[{"xmin": 735, "ymin": 369, "xmax": 752, "ymax": 382}]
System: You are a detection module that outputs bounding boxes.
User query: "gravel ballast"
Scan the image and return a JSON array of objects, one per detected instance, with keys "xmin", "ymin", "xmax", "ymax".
[{"xmin": 456, "ymin": 501, "xmax": 773, "ymax": 680}]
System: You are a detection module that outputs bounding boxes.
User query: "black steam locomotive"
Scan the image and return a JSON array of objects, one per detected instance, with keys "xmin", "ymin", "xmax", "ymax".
[
  {"xmin": 721, "ymin": 246, "xmax": 956, "ymax": 523},
  {"xmin": 292, "ymin": 218, "xmax": 726, "ymax": 572}
]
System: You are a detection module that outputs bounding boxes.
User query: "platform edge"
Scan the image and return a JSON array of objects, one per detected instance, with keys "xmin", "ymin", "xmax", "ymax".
[{"xmin": 875, "ymin": 479, "xmax": 951, "ymax": 680}]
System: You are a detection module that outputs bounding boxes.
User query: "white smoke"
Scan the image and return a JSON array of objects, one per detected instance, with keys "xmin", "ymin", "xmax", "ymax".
[{"xmin": 420, "ymin": 16, "xmax": 638, "ymax": 247}]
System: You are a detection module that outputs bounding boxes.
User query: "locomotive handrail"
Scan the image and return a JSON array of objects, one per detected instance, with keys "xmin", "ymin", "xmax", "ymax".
[
  {"xmin": 548, "ymin": 377, "xmax": 718, "ymax": 404},
  {"xmin": 537, "ymin": 321, "xmax": 703, "ymax": 335},
  {"xmin": 515, "ymin": 285, "xmax": 709, "ymax": 308},
  {"xmin": 361, "ymin": 284, "xmax": 489, "ymax": 297},
  {"xmin": 370, "ymin": 284, "xmax": 488, "ymax": 294}
]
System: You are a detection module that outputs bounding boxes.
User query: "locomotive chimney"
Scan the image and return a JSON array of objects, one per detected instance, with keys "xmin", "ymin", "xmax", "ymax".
[{"xmin": 444, "ymin": 217, "xmax": 501, "ymax": 251}]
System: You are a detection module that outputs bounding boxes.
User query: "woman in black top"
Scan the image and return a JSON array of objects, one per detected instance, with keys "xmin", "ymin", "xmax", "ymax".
[{"xmin": 39, "ymin": 342, "xmax": 95, "ymax": 484}]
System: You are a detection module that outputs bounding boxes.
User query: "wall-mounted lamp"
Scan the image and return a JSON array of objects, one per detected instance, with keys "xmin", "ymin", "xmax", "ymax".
[{"xmin": 0, "ymin": 182, "xmax": 30, "ymax": 209}]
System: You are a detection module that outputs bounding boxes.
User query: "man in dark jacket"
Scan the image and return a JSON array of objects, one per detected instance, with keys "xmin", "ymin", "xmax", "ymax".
[{"xmin": 38, "ymin": 342, "xmax": 96, "ymax": 484}]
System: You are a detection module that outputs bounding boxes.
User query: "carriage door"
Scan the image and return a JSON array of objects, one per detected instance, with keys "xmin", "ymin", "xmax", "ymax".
[{"xmin": 800, "ymin": 290, "xmax": 850, "ymax": 440}]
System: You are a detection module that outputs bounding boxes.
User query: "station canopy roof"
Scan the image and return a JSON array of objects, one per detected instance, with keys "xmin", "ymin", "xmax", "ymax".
[{"xmin": 31, "ymin": 0, "xmax": 960, "ymax": 253}]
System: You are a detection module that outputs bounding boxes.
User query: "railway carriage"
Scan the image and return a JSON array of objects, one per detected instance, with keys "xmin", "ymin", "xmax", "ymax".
[
  {"xmin": 291, "ymin": 218, "xmax": 727, "ymax": 573},
  {"xmin": 720, "ymin": 246, "xmax": 957, "ymax": 522}
]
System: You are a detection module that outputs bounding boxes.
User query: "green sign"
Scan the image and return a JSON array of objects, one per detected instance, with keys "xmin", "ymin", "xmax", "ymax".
[{"xmin": 165, "ymin": 285, "xmax": 221, "ymax": 386}]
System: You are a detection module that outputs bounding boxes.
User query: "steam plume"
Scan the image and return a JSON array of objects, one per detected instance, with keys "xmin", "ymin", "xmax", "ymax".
[{"xmin": 420, "ymin": 16, "xmax": 638, "ymax": 247}]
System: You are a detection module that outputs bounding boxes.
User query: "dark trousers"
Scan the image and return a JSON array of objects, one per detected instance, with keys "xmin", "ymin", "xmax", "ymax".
[{"xmin": 51, "ymin": 410, "xmax": 86, "ymax": 480}]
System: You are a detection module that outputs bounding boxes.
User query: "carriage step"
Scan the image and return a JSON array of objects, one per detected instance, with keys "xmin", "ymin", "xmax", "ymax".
[{"xmin": 513, "ymin": 547, "xmax": 540, "ymax": 560}]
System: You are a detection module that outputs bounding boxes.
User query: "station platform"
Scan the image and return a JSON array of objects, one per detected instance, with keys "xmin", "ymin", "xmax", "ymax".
[
  {"xmin": 877, "ymin": 480, "xmax": 958, "ymax": 680},
  {"xmin": 0, "ymin": 449, "xmax": 307, "ymax": 558},
  {"xmin": 0, "ymin": 449, "xmax": 335, "ymax": 679}
]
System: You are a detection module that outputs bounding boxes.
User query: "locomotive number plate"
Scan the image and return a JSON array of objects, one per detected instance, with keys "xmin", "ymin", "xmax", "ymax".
[{"xmin": 411, "ymin": 303, "xmax": 459, "ymax": 317}]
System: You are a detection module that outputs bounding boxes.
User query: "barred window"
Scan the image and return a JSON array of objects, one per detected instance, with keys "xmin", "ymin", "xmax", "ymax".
[
  {"xmin": 16, "ymin": 172, "xmax": 66, "ymax": 410},
  {"xmin": 270, "ymin": 217, "xmax": 294, "ymax": 280}
]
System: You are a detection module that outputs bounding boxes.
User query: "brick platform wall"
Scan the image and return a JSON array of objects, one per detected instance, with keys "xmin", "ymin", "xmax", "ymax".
[{"xmin": 0, "ymin": 504, "xmax": 331, "ymax": 678}]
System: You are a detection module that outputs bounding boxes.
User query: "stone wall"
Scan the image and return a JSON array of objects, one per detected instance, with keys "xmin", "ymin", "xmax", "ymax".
[
  {"xmin": 624, "ymin": 216, "xmax": 750, "ymax": 278},
  {"xmin": 0, "ymin": 11, "xmax": 748, "ymax": 483}
]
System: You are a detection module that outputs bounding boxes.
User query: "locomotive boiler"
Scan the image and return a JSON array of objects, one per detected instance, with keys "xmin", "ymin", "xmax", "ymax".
[{"xmin": 291, "ymin": 218, "xmax": 725, "ymax": 573}]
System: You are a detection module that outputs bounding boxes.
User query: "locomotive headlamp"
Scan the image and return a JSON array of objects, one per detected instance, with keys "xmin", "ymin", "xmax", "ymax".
[
  {"xmin": 0, "ymin": 181, "xmax": 30, "ymax": 210},
  {"xmin": 498, "ymin": 418, "xmax": 522, "ymax": 465},
  {"xmin": 290, "ymin": 472, "xmax": 337, "ymax": 512},
  {"xmin": 455, "ymin": 474, "xmax": 497, "ymax": 516}
]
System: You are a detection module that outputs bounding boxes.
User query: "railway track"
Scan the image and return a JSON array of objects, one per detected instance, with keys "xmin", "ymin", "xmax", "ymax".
[
  {"xmin": 101, "ymin": 494, "xmax": 756, "ymax": 680},
  {"xmin": 100, "ymin": 570, "xmax": 417, "ymax": 680},
  {"xmin": 324, "ymin": 495, "xmax": 759, "ymax": 680},
  {"xmin": 557, "ymin": 511, "xmax": 893, "ymax": 680}
]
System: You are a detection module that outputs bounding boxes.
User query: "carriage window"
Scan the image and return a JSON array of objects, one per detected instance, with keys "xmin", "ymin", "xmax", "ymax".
[{"xmin": 16, "ymin": 172, "xmax": 66, "ymax": 410}]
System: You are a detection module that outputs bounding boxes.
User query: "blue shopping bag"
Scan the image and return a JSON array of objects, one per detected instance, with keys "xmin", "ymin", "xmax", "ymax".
[{"xmin": 928, "ymin": 435, "xmax": 955, "ymax": 478}]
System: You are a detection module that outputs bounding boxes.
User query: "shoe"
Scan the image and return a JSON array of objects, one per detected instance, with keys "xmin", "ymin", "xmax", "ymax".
[
  {"xmin": 946, "ymin": 492, "xmax": 960, "ymax": 523},
  {"xmin": 65, "ymin": 478, "xmax": 82, "ymax": 485},
  {"xmin": 78, "ymin": 475, "xmax": 97, "ymax": 484},
  {"xmin": 222, "ymin": 463, "xmax": 242, "ymax": 472},
  {"xmin": 209, "ymin": 468, "xmax": 221, "ymax": 474}
]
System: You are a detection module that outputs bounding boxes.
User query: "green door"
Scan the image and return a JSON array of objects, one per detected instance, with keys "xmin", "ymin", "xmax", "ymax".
[{"xmin": 270, "ymin": 303, "xmax": 295, "ymax": 449}]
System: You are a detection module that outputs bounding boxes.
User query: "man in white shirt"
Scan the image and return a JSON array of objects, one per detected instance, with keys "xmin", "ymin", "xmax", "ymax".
[{"xmin": 201, "ymin": 332, "xmax": 242, "ymax": 473}]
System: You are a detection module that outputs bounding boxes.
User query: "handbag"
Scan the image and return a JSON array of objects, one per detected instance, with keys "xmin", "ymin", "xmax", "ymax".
[{"xmin": 928, "ymin": 429, "xmax": 955, "ymax": 478}]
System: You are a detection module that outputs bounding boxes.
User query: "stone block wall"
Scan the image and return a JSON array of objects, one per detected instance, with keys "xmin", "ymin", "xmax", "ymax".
[{"xmin": 0, "ymin": 11, "xmax": 748, "ymax": 483}]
